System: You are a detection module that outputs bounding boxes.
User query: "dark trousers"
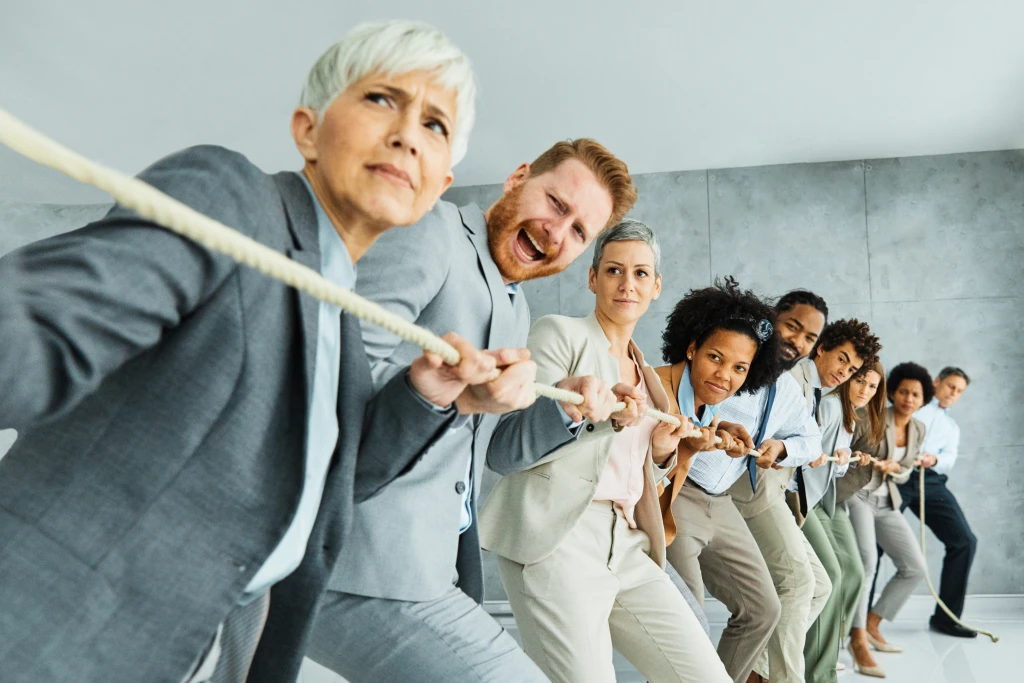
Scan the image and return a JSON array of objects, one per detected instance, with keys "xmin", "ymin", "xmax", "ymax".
[{"xmin": 881, "ymin": 471, "xmax": 977, "ymax": 626}]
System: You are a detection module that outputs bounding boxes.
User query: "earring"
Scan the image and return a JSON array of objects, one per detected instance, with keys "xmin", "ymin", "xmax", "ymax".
[{"xmin": 687, "ymin": 354, "xmax": 692, "ymax": 360}]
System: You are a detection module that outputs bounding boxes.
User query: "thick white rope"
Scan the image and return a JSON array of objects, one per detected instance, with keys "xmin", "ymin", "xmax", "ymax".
[
  {"xmin": 0, "ymin": 108, "xmax": 698, "ymax": 433},
  {"xmin": 916, "ymin": 464, "xmax": 999, "ymax": 641},
  {"xmin": 823, "ymin": 454, "xmax": 999, "ymax": 641}
]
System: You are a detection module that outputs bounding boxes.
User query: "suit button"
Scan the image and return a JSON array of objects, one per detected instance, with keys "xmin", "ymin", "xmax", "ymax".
[
  {"xmin": 586, "ymin": 424, "xmax": 595, "ymax": 432},
  {"xmin": 455, "ymin": 481, "xmax": 467, "ymax": 494}
]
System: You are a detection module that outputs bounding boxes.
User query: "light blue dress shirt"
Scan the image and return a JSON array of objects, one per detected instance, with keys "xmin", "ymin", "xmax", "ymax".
[
  {"xmin": 914, "ymin": 398, "xmax": 961, "ymax": 476},
  {"xmin": 243, "ymin": 174, "xmax": 353, "ymax": 597},
  {"xmin": 676, "ymin": 363, "xmax": 722, "ymax": 427}
]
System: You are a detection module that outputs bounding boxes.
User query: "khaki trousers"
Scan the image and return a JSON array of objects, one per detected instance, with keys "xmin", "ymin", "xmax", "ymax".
[
  {"xmin": 666, "ymin": 484, "xmax": 781, "ymax": 683},
  {"xmin": 744, "ymin": 495, "xmax": 832, "ymax": 683},
  {"xmin": 498, "ymin": 501, "xmax": 730, "ymax": 683}
]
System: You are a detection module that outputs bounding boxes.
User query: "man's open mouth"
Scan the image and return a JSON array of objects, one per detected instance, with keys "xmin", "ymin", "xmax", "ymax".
[{"xmin": 515, "ymin": 229, "xmax": 546, "ymax": 262}]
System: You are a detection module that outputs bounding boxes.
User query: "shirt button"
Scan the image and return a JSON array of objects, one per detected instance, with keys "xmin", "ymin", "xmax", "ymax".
[
  {"xmin": 586, "ymin": 424, "xmax": 595, "ymax": 432},
  {"xmin": 455, "ymin": 481, "xmax": 467, "ymax": 494}
]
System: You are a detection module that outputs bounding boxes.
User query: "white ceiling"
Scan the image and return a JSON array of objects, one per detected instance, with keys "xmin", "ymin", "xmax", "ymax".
[{"xmin": 3, "ymin": 0, "xmax": 1024, "ymax": 203}]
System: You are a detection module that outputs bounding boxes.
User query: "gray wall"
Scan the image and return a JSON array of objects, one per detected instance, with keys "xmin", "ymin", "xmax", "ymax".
[
  {"xmin": 1, "ymin": 150, "xmax": 1021, "ymax": 602},
  {"xmin": 443, "ymin": 149, "xmax": 1024, "ymax": 599}
]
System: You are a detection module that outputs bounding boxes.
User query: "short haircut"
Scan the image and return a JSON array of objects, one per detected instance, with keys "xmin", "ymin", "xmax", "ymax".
[
  {"xmin": 887, "ymin": 362, "xmax": 936, "ymax": 405},
  {"xmin": 660, "ymin": 276, "xmax": 781, "ymax": 395},
  {"xmin": 300, "ymin": 20, "xmax": 477, "ymax": 165},
  {"xmin": 775, "ymin": 289, "xmax": 829, "ymax": 324},
  {"xmin": 815, "ymin": 319, "xmax": 882, "ymax": 368},
  {"xmin": 938, "ymin": 366, "xmax": 971, "ymax": 385},
  {"xmin": 591, "ymin": 219, "xmax": 661, "ymax": 276},
  {"xmin": 529, "ymin": 138, "xmax": 637, "ymax": 229}
]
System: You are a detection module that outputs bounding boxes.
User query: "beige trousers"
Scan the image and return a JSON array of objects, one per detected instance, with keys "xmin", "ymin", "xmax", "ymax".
[
  {"xmin": 498, "ymin": 501, "xmax": 731, "ymax": 683},
  {"xmin": 744, "ymin": 495, "xmax": 832, "ymax": 683},
  {"xmin": 666, "ymin": 484, "xmax": 781, "ymax": 683}
]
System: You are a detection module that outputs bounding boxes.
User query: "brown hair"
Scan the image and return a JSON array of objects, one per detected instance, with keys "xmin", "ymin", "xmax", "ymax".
[
  {"xmin": 529, "ymin": 138, "xmax": 637, "ymax": 228},
  {"xmin": 815, "ymin": 318, "xmax": 882, "ymax": 368},
  {"xmin": 841, "ymin": 358, "xmax": 887, "ymax": 446}
]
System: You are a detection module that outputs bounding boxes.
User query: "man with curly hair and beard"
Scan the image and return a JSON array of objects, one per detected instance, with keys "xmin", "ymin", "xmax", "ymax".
[{"xmin": 655, "ymin": 279, "xmax": 822, "ymax": 683}]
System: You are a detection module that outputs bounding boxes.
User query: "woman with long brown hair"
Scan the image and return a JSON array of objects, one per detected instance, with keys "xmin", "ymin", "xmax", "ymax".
[
  {"xmin": 799, "ymin": 359, "xmax": 887, "ymax": 681},
  {"xmin": 836, "ymin": 362, "xmax": 930, "ymax": 678}
]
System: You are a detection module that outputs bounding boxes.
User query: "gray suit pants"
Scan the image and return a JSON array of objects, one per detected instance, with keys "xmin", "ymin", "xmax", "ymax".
[
  {"xmin": 308, "ymin": 587, "xmax": 546, "ymax": 682},
  {"xmin": 183, "ymin": 592, "xmax": 270, "ymax": 683},
  {"xmin": 846, "ymin": 491, "xmax": 926, "ymax": 628}
]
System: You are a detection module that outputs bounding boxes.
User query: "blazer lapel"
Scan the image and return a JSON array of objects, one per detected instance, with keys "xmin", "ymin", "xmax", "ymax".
[
  {"xmin": 632, "ymin": 342, "xmax": 670, "ymax": 413},
  {"xmin": 273, "ymin": 172, "xmax": 322, "ymax": 414},
  {"xmin": 883, "ymin": 407, "xmax": 897, "ymax": 460},
  {"xmin": 460, "ymin": 205, "xmax": 514, "ymax": 351}
]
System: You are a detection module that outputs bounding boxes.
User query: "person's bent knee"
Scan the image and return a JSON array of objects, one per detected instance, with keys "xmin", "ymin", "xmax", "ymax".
[{"xmin": 761, "ymin": 590, "xmax": 783, "ymax": 634}]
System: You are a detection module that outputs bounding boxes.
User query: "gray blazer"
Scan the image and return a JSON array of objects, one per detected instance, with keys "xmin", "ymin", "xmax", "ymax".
[
  {"xmin": 328, "ymin": 202, "xmax": 576, "ymax": 604},
  {"xmin": 835, "ymin": 406, "xmax": 924, "ymax": 507},
  {"xmin": 0, "ymin": 146, "xmax": 454, "ymax": 683}
]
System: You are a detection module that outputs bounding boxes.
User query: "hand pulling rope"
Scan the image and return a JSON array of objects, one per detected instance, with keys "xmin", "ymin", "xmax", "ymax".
[{"xmin": 0, "ymin": 108, "xmax": 703, "ymax": 434}]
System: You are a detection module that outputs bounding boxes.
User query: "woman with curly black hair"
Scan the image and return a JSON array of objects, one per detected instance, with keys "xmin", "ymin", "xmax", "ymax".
[
  {"xmin": 836, "ymin": 362, "xmax": 932, "ymax": 675},
  {"xmin": 652, "ymin": 277, "xmax": 797, "ymax": 683}
]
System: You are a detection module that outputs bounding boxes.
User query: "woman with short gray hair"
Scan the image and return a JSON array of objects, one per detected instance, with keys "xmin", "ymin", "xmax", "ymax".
[{"xmin": 482, "ymin": 220, "xmax": 732, "ymax": 683}]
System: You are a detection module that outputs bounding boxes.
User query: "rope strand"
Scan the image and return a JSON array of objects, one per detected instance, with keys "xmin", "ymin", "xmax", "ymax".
[{"xmin": 0, "ymin": 107, "xmax": 698, "ymax": 434}]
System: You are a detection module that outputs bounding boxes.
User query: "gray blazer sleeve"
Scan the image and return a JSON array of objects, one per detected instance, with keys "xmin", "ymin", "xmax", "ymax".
[
  {"xmin": 354, "ymin": 204, "xmax": 454, "ymax": 389},
  {"xmin": 0, "ymin": 146, "xmax": 251, "ymax": 429},
  {"xmin": 355, "ymin": 370, "xmax": 458, "ymax": 501},
  {"xmin": 486, "ymin": 315, "xmax": 580, "ymax": 476}
]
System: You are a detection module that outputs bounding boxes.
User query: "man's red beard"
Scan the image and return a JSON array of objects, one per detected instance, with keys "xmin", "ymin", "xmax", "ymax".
[{"xmin": 486, "ymin": 184, "xmax": 566, "ymax": 283}]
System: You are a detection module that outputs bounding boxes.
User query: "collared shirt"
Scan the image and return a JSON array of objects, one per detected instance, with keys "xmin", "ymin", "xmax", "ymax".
[
  {"xmin": 807, "ymin": 358, "xmax": 836, "ymax": 399},
  {"xmin": 914, "ymin": 398, "xmax": 961, "ymax": 476},
  {"xmin": 676, "ymin": 363, "xmax": 722, "ymax": 427},
  {"xmin": 687, "ymin": 372, "xmax": 821, "ymax": 494},
  {"xmin": 244, "ymin": 174, "xmax": 355, "ymax": 597},
  {"xmin": 594, "ymin": 354, "xmax": 658, "ymax": 528},
  {"xmin": 458, "ymin": 282, "xmax": 579, "ymax": 533}
]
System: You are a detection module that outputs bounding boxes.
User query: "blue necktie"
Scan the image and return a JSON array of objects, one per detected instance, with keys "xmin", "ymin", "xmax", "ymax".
[{"xmin": 748, "ymin": 383, "xmax": 778, "ymax": 492}]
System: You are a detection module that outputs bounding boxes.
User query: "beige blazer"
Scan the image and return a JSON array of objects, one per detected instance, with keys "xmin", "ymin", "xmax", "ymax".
[
  {"xmin": 835, "ymin": 406, "xmax": 924, "ymax": 508},
  {"xmin": 479, "ymin": 313, "xmax": 676, "ymax": 567}
]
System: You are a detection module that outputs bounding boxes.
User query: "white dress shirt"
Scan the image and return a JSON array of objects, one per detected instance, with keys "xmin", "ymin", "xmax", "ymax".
[
  {"xmin": 914, "ymin": 398, "xmax": 961, "ymax": 476},
  {"xmin": 687, "ymin": 372, "xmax": 821, "ymax": 494},
  {"xmin": 243, "ymin": 174, "xmax": 354, "ymax": 597}
]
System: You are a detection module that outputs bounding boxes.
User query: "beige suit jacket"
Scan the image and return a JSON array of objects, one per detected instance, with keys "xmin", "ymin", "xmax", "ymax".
[
  {"xmin": 835, "ymin": 406, "xmax": 923, "ymax": 507},
  {"xmin": 479, "ymin": 313, "xmax": 676, "ymax": 567}
]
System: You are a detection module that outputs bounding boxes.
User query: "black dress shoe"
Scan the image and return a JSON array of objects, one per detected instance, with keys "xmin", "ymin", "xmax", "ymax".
[{"xmin": 930, "ymin": 616, "xmax": 978, "ymax": 638}]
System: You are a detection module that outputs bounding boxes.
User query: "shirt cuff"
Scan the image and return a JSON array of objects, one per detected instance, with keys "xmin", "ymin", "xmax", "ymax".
[
  {"xmin": 555, "ymin": 401, "xmax": 585, "ymax": 432},
  {"xmin": 405, "ymin": 371, "xmax": 457, "ymax": 414}
]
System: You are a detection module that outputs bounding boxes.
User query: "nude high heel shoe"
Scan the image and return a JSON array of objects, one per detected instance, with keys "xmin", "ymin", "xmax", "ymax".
[
  {"xmin": 848, "ymin": 642, "xmax": 886, "ymax": 678},
  {"xmin": 866, "ymin": 632, "xmax": 903, "ymax": 653}
]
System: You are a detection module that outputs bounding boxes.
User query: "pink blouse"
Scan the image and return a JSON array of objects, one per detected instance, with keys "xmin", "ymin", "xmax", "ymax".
[{"xmin": 593, "ymin": 356, "xmax": 659, "ymax": 528}]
